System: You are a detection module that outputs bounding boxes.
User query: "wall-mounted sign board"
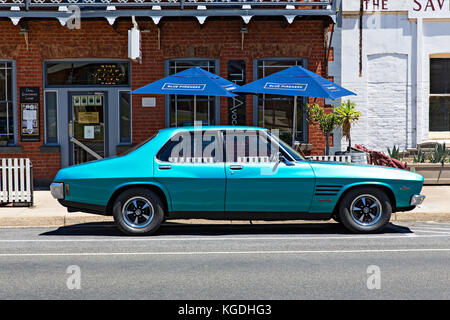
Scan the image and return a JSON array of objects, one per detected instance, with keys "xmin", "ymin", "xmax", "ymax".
[
  {"xmin": 142, "ymin": 97, "xmax": 156, "ymax": 108},
  {"xmin": 343, "ymin": 0, "xmax": 450, "ymax": 19},
  {"xmin": 20, "ymin": 87, "xmax": 40, "ymax": 142}
]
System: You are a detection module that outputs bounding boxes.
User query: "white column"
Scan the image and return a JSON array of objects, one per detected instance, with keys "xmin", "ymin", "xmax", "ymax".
[{"xmin": 415, "ymin": 17, "xmax": 423, "ymax": 146}]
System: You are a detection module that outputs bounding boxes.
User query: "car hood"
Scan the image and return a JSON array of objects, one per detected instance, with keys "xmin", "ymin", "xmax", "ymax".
[{"xmin": 308, "ymin": 161, "xmax": 423, "ymax": 182}]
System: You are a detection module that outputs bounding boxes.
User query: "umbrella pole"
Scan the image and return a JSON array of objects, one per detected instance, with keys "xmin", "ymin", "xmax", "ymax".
[
  {"xmin": 194, "ymin": 95, "xmax": 197, "ymax": 125},
  {"xmin": 292, "ymin": 96, "xmax": 297, "ymax": 146}
]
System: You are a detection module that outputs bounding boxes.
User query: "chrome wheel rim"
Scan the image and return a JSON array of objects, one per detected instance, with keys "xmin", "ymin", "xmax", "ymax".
[
  {"xmin": 350, "ymin": 194, "xmax": 382, "ymax": 226},
  {"xmin": 122, "ymin": 196, "xmax": 154, "ymax": 229}
]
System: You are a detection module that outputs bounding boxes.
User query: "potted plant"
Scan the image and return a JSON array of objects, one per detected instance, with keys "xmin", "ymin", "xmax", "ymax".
[
  {"xmin": 0, "ymin": 135, "xmax": 8, "ymax": 147},
  {"xmin": 307, "ymin": 103, "xmax": 339, "ymax": 156},
  {"xmin": 335, "ymin": 100, "xmax": 361, "ymax": 153}
]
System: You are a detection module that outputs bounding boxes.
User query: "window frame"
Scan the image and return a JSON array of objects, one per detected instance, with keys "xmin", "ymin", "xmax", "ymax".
[
  {"xmin": 156, "ymin": 129, "xmax": 299, "ymax": 164},
  {"xmin": 253, "ymin": 58, "xmax": 309, "ymax": 144},
  {"xmin": 118, "ymin": 90, "xmax": 132, "ymax": 145},
  {"xmin": 156, "ymin": 129, "xmax": 222, "ymax": 163},
  {"xmin": 0, "ymin": 60, "xmax": 17, "ymax": 145},
  {"xmin": 222, "ymin": 129, "xmax": 297, "ymax": 163},
  {"xmin": 164, "ymin": 58, "xmax": 220, "ymax": 128},
  {"xmin": 43, "ymin": 90, "xmax": 59, "ymax": 145},
  {"xmin": 429, "ymin": 57, "xmax": 450, "ymax": 133}
]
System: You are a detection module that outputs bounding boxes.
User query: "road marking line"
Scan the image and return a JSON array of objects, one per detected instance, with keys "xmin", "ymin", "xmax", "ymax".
[
  {"xmin": 412, "ymin": 229, "xmax": 450, "ymax": 235},
  {"xmin": 413, "ymin": 226, "xmax": 450, "ymax": 231},
  {"xmin": 425, "ymin": 222, "xmax": 450, "ymax": 226},
  {"xmin": 0, "ymin": 248, "xmax": 450, "ymax": 257}
]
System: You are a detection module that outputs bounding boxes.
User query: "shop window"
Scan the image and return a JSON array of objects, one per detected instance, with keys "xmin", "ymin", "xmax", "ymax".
[
  {"xmin": 430, "ymin": 59, "xmax": 450, "ymax": 132},
  {"xmin": 45, "ymin": 62, "xmax": 130, "ymax": 87},
  {"xmin": 167, "ymin": 60, "xmax": 217, "ymax": 127},
  {"xmin": 256, "ymin": 59, "xmax": 306, "ymax": 144},
  {"xmin": 45, "ymin": 91, "xmax": 58, "ymax": 144},
  {"xmin": 0, "ymin": 62, "xmax": 14, "ymax": 144},
  {"xmin": 119, "ymin": 91, "xmax": 131, "ymax": 144}
]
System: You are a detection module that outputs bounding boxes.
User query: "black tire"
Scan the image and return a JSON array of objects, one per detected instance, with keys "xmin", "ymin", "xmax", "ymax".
[
  {"xmin": 338, "ymin": 187, "xmax": 392, "ymax": 234},
  {"xmin": 113, "ymin": 188, "xmax": 165, "ymax": 236}
]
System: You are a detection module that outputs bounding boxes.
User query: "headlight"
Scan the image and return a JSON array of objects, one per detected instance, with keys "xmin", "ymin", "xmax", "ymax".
[{"xmin": 50, "ymin": 182, "xmax": 64, "ymax": 200}]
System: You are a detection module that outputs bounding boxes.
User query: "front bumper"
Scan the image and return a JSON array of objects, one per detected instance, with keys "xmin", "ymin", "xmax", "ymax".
[
  {"xmin": 50, "ymin": 182, "xmax": 64, "ymax": 200},
  {"xmin": 410, "ymin": 194, "xmax": 425, "ymax": 206}
]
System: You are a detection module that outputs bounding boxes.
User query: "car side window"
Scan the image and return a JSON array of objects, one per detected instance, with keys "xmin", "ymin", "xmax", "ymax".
[
  {"xmin": 157, "ymin": 131, "xmax": 222, "ymax": 163},
  {"xmin": 223, "ymin": 130, "xmax": 283, "ymax": 163}
]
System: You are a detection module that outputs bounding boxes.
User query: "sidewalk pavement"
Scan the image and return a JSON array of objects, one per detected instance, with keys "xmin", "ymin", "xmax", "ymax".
[{"xmin": 0, "ymin": 186, "xmax": 449, "ymax": 227}]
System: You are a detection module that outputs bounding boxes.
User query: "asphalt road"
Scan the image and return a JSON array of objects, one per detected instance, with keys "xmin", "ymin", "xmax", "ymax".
[{"xmin": 0, "ymin": 221, "xmax": 449, "ymax": 300}]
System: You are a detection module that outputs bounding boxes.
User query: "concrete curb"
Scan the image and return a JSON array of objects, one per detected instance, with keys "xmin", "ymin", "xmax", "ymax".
[{"xmin": 0, "ymin": 213, "xmax": 449, "ymax": 228}]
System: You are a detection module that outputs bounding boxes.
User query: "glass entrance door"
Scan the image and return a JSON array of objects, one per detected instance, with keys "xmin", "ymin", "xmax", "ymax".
[{"xmin": 69, "ymin": 92, "xmax": 106, "ymax": 165}]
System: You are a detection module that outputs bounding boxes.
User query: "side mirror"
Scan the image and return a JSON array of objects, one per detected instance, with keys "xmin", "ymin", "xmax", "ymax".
[{"xmin": 278, "ymin": 153, "xmax": 295, "ymax": 166}]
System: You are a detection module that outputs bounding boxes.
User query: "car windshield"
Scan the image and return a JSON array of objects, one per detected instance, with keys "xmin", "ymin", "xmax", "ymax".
[
  {"xmin": 121, "ymin": 132, "xmax": 158, "ymax": 156},
  {"xmin": 268, "ymin": 132, "xmax": 305, "ymax": 162}
]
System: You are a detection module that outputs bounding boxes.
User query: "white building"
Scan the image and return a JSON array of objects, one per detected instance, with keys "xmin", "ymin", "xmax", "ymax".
[{"xmin": 330, "ymin": 0, "xmax": 450, "ymax": 153}]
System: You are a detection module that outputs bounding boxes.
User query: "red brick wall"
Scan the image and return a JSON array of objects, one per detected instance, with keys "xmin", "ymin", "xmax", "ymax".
[{"xmin": 0, "ymin": 17, "xmax": 331, "ymax": 183}]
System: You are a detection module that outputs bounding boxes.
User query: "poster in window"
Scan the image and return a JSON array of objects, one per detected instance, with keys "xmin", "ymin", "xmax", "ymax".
[
  {"xmin": 20, "ymin": 87, "xmax": 40, "ymax": 142},
  {"xmin": 21, "ymin": 103, "xmax": 40, "ymax": 141}
]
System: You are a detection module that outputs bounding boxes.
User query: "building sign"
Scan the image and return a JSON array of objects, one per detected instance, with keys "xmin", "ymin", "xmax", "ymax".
[
  {"xmin": 142, "ymin": 97, "xmax": 156, "ymax": 108},
  {"xmin": 20, "ymin": 87, "xmax": 40, "ymax": 142},
  {"xmin": 78, "ymin": 112, "xmax": 100, "ymax": 124},
  {"xmin": 344, "ymin": 0, "xmax": 450, "ymax": 18},
  {"xmin": 410, "ymin": 0, "xmax": 450, "ymax": 18}
]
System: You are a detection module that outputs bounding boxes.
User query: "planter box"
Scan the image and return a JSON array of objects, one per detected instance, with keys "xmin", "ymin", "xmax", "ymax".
[{"xmin": 408, "ymin": 163, "xmax": 450, "ymax": 185}]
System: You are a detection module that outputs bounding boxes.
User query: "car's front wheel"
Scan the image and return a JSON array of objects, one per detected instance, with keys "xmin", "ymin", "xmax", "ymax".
[
  {"xmin": 113, "ymin": 188, "xmax": 165, "ymax": 236},
  {"xmin": 338, "ymin": 188, "xmax": 392, "ymax": 233}
]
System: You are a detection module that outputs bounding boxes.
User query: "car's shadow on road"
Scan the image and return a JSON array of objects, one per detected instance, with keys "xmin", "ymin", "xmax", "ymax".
[{"xmin": 39, "ymin": 221, "xmax": 413, "ymax": 237}]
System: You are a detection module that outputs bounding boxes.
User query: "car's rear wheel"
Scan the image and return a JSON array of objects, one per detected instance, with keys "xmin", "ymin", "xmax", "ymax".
[
  {"xmin": 338, "ymin": 187, "xmax": 392, "ymax": 233},
  {"xmin": 113, "ymin": 188, "xmax": 165, "ymax": 236}
]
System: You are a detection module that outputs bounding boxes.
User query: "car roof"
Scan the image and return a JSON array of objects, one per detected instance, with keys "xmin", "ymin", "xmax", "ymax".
[{"xmin": 158, "ymin": 126, "xmax": 267, "ymax": 134}]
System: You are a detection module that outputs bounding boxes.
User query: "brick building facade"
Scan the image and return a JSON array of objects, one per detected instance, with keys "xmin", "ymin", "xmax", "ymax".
[{"xmin": 0, "ymin": 1, "xmax": 336, "ymax": 186}]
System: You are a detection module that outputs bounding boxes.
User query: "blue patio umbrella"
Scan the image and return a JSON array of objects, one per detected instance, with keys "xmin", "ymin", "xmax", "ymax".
[
  {"xmin": 131, "ymin": 67, "xmax": 239, "ymax": 125},
  {"xmin": 233, "ymin": 65, "xmax": 356, "ymax": 144}
]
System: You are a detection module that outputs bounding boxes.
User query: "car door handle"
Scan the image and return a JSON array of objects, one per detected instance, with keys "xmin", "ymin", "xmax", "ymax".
[
  {"xmin": 159, "ymin": 165, "xmax": 172, "ymax": 170},
  {"xmin": 230, "ymin": 165, "xmax": 243, "ymax": 170}
]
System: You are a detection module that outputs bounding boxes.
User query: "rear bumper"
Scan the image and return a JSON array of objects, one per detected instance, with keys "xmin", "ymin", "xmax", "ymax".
[
  {"xmin": 58, "ymin": 200, "xmax": 108, "ymax": 216},
  {"xmin": 50, "ymin": 182, "xmax": 64, "ymax": 200}
]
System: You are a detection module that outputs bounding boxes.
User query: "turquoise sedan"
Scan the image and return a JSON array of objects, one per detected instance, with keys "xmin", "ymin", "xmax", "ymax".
[{"xmin": 51, "ymin": 126, "xmax": 425, "ymax": 235}]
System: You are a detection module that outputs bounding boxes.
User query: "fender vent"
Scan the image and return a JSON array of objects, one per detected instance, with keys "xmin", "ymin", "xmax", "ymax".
[{"xmin": 315, "ymin": 185, "xmax": 342, "ymax": 196}]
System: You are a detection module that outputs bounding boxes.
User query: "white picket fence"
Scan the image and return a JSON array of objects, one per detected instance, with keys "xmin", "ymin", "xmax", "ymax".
[
  {"xmin": 307, "ymin": 155, "xmax": 353, "ymax": 163},
  {"xmin": 0, "ymin": 158, "xmax": 33, "ymax": 204}
]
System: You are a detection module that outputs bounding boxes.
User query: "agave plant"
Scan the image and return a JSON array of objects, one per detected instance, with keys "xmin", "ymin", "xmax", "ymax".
[
  {"xmin": 430, "ymin": 143, "xmax": 449, "ymax": 165},
  {"xmin": 387, "ymin": 145, "xmax": 401, "ymax": 160},
  {"xmin": 335, "ymin": 100, "xmax": 361, "ymax": 152},
  {"xmin": 413, "ymin": 148, "xmax": 426, "ymax": 163}
]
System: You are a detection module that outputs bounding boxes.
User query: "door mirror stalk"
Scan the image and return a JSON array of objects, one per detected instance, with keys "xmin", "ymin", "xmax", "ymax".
[{"xmin": 278, "ymin": 153, "xmax": 295, "ymax": 166}]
